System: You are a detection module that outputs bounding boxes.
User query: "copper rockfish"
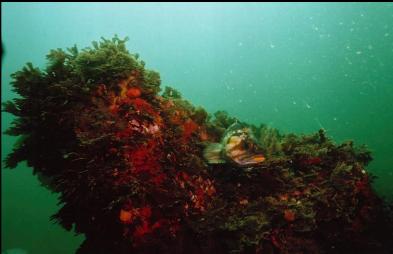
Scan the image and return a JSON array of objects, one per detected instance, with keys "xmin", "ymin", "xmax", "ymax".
[{"xmin": 204, "ymin": 122, "xmax": 266, "ymax": 166}]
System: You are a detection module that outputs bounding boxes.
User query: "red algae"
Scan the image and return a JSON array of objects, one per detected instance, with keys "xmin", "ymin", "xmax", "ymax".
[
  {"xmin": 131, "ymin": 98, "xmax": 156, "ymax": 115},
  {"xmin": 182, "ymin": 119, "xmax": 198, "ymax": 140}
]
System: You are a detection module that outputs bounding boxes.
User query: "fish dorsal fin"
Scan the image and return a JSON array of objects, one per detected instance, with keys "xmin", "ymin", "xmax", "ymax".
[
  {"xmin": 203, "ymin": 143, "xmax": 225, "ymax": 164},
  {"xmin": 222, "ymin": 122, "xmax": 246, "ymax": 144},
  {"xmin": 224, "ymin": 122, "xmax": 245, "ymax": 135}
]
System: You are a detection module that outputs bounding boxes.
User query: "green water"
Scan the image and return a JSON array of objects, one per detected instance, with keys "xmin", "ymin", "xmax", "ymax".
[{"xmin": 2, "ymin": 3, "xmax": 393, "ymax": 253}]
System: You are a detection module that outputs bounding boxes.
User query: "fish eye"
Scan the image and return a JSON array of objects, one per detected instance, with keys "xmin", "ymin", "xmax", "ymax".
[{"xmin": 243, "ymin": 142, "xmax": 250, "ymax": 149}]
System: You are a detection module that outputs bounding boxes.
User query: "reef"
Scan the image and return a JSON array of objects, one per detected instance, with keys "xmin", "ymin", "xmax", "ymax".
[{"xmin": 3, "ymin": 37, "xmax": 393, "ymax": 254}]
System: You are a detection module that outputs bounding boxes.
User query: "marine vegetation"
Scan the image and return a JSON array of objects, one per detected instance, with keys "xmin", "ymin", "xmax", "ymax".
[{"xmin": 3, "ymin": 36, "xmax": 393, "ymax": 254}]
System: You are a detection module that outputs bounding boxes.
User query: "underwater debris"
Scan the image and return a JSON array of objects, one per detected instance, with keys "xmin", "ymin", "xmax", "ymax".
[{"xmin": 3, "ymin": 37, "xmax": 393, "ymax": 254}]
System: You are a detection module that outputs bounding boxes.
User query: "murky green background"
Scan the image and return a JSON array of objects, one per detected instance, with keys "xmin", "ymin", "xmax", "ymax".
[{"xmin": 2, "ymin": 3, "xmax": 393, "ymax": 253}]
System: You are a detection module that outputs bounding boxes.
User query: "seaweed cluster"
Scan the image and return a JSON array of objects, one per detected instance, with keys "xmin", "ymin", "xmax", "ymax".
[{"xmin": 3, "ymin": 37, "xmax": 393, "ymax": 254}]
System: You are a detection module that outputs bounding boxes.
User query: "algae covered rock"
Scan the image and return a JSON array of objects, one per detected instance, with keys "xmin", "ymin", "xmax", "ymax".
[{"xmin": 3, "ymin": 37, "xmax": 393, "ymax": 254}]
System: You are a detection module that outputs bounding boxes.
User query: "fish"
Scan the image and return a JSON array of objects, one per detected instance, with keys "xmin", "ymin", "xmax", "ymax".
[{"xmin": 203, "ymin": 122, "xmax": 266, "ymax": 166}]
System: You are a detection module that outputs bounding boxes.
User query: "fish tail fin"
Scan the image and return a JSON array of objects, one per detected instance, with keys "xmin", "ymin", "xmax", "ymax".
[{"xmin": 203, "ymin": 143, "xmax": 225, "ymax": 164}]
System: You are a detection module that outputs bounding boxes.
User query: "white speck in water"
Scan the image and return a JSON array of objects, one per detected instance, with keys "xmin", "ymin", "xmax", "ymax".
[
  {"xmin": 333, "ymin": 117, "xmax": 338, "ymax": 121},
  {"xmin": 345, "ymin": 57, "xmax": 353, "ymax": 65},
  {"xmin": 238, "ymin": 41, "xmax": 243, "ymax": 47},
  {"xmin": 269, "ymin": 43, "xmax": 276, "ymax": 49},
  {"xmin": 384, "ymin": 33, "xmax": 390, "ymax": 37},
  {"xmin": 238, "ymin": 99, "xmax": 243, "ymax": 103},
  {"xmin": 292, "ymin": 101, "xmax": 297, "ymax": 105},
  {"xmin": 356, "ymin": 51, "xmax": 362, "ymax": 55}
]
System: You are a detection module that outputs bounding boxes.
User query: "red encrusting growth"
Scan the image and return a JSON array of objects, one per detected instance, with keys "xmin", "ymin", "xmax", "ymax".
[
  {"xmin": 99, "ymin": 76, "xmax": 217, "ymax": 245},
  {"xmin": 126, "ymin": 87, "xmax": 142, "ymax": 98},
  {"xmin": 300, "ymin": 156, "xmax": 322, "ymax": 166},
  {"xmin": 182, "ymin": 119, "xmax": 199, "ymax": 141},
  {"xmin": 284, "ymin": 209, "xmax": 296, "ymax": 222}
]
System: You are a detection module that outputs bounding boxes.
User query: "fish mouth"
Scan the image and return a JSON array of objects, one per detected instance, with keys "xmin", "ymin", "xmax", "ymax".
[{"xmin": 232, "ymin": 153, "xmax": 266, "ymax": 166}]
